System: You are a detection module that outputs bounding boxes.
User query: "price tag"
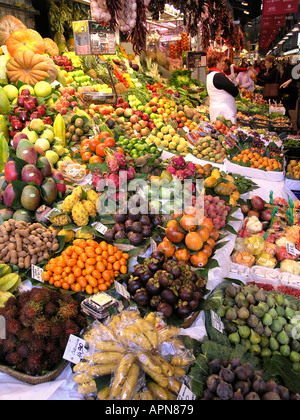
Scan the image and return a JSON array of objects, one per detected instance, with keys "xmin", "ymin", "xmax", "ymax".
[
  {"xmin": 31, "ymin": 265, "xmax": 44, "ymax": 283},
  {"xmin": 211, "ymin": 310, "xmax": 225, "ymax": 333},
  {"xmin": 177, "ymin": 384, "xmax": 196, "ymax": 400},
  {"xmin": 286, "ymin": 242, "xmax": 300, "ymax": 257},
  {"xmin": 93, "ymin": 222, "xmax": 108, "ymax": 235},
  {"xmin": 45, "ymin": 208, "xmax": 61, "ymax": 221},
  {"xmin": 114, "ymin": 281, "xmax": 130, "ymax": 300},
  {"xmin": 63, "ymin": 334, "xmax": 87, "ymax": 364},
  {"xmin": 150, "ymin": 238, "xmax": 157, "ymax": 252},
  {"xmin": 182, "ymin": 126, "xmax": 190, "ymax": 133}
]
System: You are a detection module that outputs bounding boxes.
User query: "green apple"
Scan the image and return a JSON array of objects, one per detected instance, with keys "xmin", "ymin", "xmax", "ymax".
[{"xmin": 3, "ymin": 85, "xmax": 19, "ymax": 101}]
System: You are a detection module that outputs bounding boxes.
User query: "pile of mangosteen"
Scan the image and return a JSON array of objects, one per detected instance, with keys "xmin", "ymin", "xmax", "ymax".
[
  {"xmin": 104, "ymin": 199, "xmax": 163, "ymax": 247},
  {"xmin": 127, "ymin": 250, "xmax": 206, "ymax": 319}
]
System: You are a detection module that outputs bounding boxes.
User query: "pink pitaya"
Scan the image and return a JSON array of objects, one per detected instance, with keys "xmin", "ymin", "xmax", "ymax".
[
  {"xmin": 92, "ymin": 170, "xmax": 105, "ymax": 190},
  {"xmin": 127, "ymin": 166, "xmax": 136, "ymax": 181},
  {"xmin": 166, "ymin": 165, "xmax": 177, "ymax": 175},
  {"xmin": 171, "ymin": 155, "xmax": 186, "ymax": 169},
  {"xmin": 107, "ymin": 173, "xmax": 120, "ymax": 189},
  {"xmin": 176, "ymin": 170, "xmax": 188, "ymax": 182},
  {"xmin": 185, "ymin": 162, "xmax": 197, "ymax": 175},
  {"xmin": 106, "ymin": 154, "xmax": 119, "ymax": 174},
  {"xmin": 114, "ymin": 152, "xmax": 127, "ymax": 169}
]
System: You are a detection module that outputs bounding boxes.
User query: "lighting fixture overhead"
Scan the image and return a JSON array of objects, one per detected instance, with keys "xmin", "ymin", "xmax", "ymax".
[{"xmin": 292, "ymin": 25, "xmax": 299, "ymax": 32}]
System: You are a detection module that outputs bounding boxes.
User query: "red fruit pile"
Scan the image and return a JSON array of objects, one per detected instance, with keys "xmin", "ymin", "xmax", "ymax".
[{"xmin": 51, "ymin": 55, "xmax": 74, "ymax": 72}]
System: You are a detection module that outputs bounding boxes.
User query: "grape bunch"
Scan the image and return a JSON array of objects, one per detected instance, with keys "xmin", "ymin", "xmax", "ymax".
[{"xmin": 203, "ymin": 195, "xmax": 231, "ymax": 230}]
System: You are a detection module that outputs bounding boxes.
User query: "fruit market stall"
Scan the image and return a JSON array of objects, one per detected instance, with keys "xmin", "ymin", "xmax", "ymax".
[{"xmin": 0, "ymin": 1, "xmax": 299, "ymax": 401}]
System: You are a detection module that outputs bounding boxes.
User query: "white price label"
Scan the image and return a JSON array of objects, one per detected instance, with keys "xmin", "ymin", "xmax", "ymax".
[
  {"xmin": 177, "ymin": 384, "xmax": 196, "ymax": 400},
  {"xmin": 286, "ymin": 242, "xmax": 300, "ymax": 257},
  {"xmin": 63, "ymin": 335, "xmax": 87, "ymax": 365},
  {"xmin": 183, "ymin": 126, "xmax": 190, "ymax": 133},
  {"xmin": 31, "ymin": 265, "xmax": 44, "ymax": 283},
  {"xmin": 93, "ymin": 222, "xmax": 108, "ymax": 235},
  {"xmin": 211, "ymin": 310, "xmax": 225, "ymax": 333},
  {"xmin": 114, "ymin": 280, "xmax": 130, "ymax": 300}
]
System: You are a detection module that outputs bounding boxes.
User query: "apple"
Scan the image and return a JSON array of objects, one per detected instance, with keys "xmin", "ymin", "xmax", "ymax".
[
  {"xmin": 133, "ymin": 123, "xmax": 142, "ymax": 133},
  {"xmin": 19, "ymin": 85, "xmax": 35, "ymax": 96},
  {"xmin": 130, "ymin": 115, "xmax": 139, "ymax": 124},
  {"xmin": 142, "ymin": 114, "xmax": 149, "ymax": 121},
  {"xmin": 124, "ymin": 109, "xmax": 133, "ymax": 118},
  {"xmin": 115, "ymin": 108, "xmax": 124, "ymax": 116},
  {"xmin": 17, "ymin": 95, "xmax": 26, "ymax": 107},
  {"xmin": 140, "ymin": 128, "xmax": 150, "ymax": 136}
]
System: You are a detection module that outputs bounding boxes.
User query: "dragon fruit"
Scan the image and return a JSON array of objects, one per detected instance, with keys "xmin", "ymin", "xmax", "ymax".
[
  {"xmin": 176, "ymin": 169, "xmax": 188, "ymax": 182},
  {"xmin": 106, "ymin": 173, "xmax": 120, "ymax": 189},
  {"xmin": 127, "ymin": 166, "xmax": 136, "ymax": 181},
  {"xmin": 92, "ymin": 169, "xmax": 105, "ymax": 190},
  {"xmin": 166, "ymin": 165, "xmax": 177, "ymax": 175},
  {"xmin": 171, "ymin": 155, "xmax": 186, "ymax": 169},
  {"xmin": 106, "ymin": 153, "xmax": 119, "ymax": 174},
  {"xmin": 185, "ymin": 162, "xmax": 197, "ymax": 176},
  {"xmin": 115, "ymin": 152, "xmax": 127, "ymax": 169}
]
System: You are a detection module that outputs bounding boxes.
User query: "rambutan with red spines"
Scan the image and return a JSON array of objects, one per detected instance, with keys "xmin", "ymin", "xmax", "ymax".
[
  {"xmin": 44, "ymin": 301, "xmax": 59, "ymax": 317},
  {"xmin": 75, "ymin": 314, "xmax": 88, "ymax": 330},
  {"xmin": 29, "ymin": 337, "xmax": 47, "ymax": 352},
  {"xmin": 6, "ymin": 318, "xmax": 22, "ymax": 336},
  {"xmin": 16, "ymin": 359, "xmax": 28, "ymax": 374},
  {"xmin": 47, "ymin": 348, "xmax": 64, "ymax": 370},
  {"xmin": 59, "ymin": 334, "xmax": 69, "ymax": 350},
  {"xmin": 17, "ymin": 291, "xmax": 31, "ymax": 309},
  {"xmin": 3, "ymin": 334, "xmax": 18, "ymax": 353},
  {"xmin": 5, "ymin": 296, "xmax": 17, "ymax": 309},
  {"xmin": 26, "ymin": 352, "xmax": 47, "ymax": 376},
  {"xmin": 57, "ymin": 299, "xmax": 80, "ymax": 320},
  {"xmin": 45, "ymin": 337, "xmax": 60, "ymax": 354},
  {"xmin": 5, "ymin": 351, "xmax": 21, "ymax": 367},
  {"xmin": 19, "ymin": 301, "xmax": 43, "ymax": 327},
  {"xmin": 19, "ymin": 327, "xmax": 34, "ymax": 343},
  {"xmin": 65, "ymin": 319, "xmax": 81, "ymax": 337},
  {"xmin": 16, "ymin": 342, "xmax": 30, "ymax": 359},
  {"xmin": 32, "ymin": 316, "xmax": 51, "ymax": 338},
  {"xmin": 30, "ymin": 287, "xmax": 51, "ymax": 306},
  {"xmin": 49, "ymin": 290, "xmax": 64, "ymax": 302},
  {"xmin": 50, "ymin": 317, "xmax": 64, "ymax": 338},
  {"xmin": 3, "ymin": 305, "xmax": 19, "ymax": 320}
]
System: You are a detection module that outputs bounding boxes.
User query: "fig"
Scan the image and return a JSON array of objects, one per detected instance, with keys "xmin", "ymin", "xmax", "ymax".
[
  {"xmin": 251, "ymin": 195, "xmax": 265, "ymax": 211},
  {"xmin": 245, "ymin": 392, "xmax": 260, "ymax": 400},
  {"xmin": 157, "ymin": 302, "xmax": 173, "ymax": 318},
  {"xmin": 219, "ymin": 365, "xmax": 235, "ymax": 383},
  {"xmin": 209, "ymin": 359, "xmax": 222, "ymax": 374},
  {"xmin": 125, "ymin": 219, "xmax": 134, "ymax": 232},
  {"xmin": 139, "ymin": 215, "xmax": 151, "ymax": 226},
  {"xmin": 114, "ymin": 223, "xmax": 125, "ymax": 233},
  {"xmin": 161, "ymin": 289, "xmax": 178, "ymax": 307},
  {"xmin": 104, "ymin": 229, "xmax": 116, "ymax": 240},
  {"xmin": 234, "ymin": 366, "xmax": 249, "ymax": 381},
  {"xmin": 206, "ymin": 375, "xmax": 221, "ymax": 393},
  {"xmin": 131, "ymin": 221, "xmax": 144, "ymax": 234},
  {"xmin": 114, "ymin": 210, "xmax": 127, "ymax": 223},
  {"xmin": 142, "ymin": 226, "xmax": 152, "ymax": 237},
  {"xmin": 234, "ymin": 381, "xmax": 250, "ymax": 396},
  {"xmin": 151, "ymin": 214, "xmax": 163, "ymax": 227},
  {"xmin": 216, "ymin": 382, "xmax": 233, "ymax": 400},
  {"xmin": 128, "ymin": 208, "xmax": 141, "ymax": 221},
  {"xmin": 262, "ymin": 392, "xmax": 281, "ymax": 401},
  {"xmin": 127, "ymin": 232, "xmax": 144, "ymax": 246},
  {"xmin": 226, "ymin": 284, "xmax": 238, "ymax": 298},
  {"xmin": 253, "ymin": 378, "xmax": 267, "ymax": 395},
  {"xmin": 115, "ymin": 230, "xmax": 127, "ymax": 240}
]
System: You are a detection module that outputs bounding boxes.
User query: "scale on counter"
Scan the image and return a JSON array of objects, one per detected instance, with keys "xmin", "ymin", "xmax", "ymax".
[{"xmin": 72, "ymin": 20, "xmax": 118, "ymax": 105}]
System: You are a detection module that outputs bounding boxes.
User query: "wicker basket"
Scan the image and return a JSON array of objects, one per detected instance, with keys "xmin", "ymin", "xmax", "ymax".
[{"xmin": 0, "ymin": 360, "xmax": 69, "ymax": 385}]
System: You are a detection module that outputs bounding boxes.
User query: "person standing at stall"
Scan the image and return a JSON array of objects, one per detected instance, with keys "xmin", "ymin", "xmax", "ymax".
[
  {"xmin": 223, "ymin": 58, "xmax": 248, "ymax": 84},
  {"xmin": 257, "ymin": 55, "xmax": 281, "ymax": 102},
  {"xmin": 206, "ymin": 51, "xmax": 239, "ymax": 123}
]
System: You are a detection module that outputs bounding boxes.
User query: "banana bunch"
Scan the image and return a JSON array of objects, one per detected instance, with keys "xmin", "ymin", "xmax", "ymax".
[
  {"xmin": 73, "ymin": 310, "xmax": 195, "ymax": 400},
  {"xmin": 0, "ymin": 264, "xmax": 21, "ymax": 307}
]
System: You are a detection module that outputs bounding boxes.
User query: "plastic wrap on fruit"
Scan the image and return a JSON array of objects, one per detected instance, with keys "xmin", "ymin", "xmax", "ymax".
[
  {"xmin": 264, "ymin": 242, "xmax": 277, "ymax": 257},
  {"xmin": 234, "ymin": 237, "xmax": 247, "ymax": 252},
  {"xmin": 232, "ymin": 251, "xmax": 256, "ymax": 268},
  {"xmin": 245, "ymin": 216, "xmax": 263, "ymax": 234},
  {"xmin": 275, "ymin": 236, "xmax": 288, "ymax": 248},
  {"xmin": 280, "ymin": 259, "xmax": 300, "ymax": 275},
  {"xmin": 276, "ymin": 246, "xmax": 299, "ymax": 262},
  {"xmin": 244, "ymin": 235, "xmax": 265, "ymax": 256},
  {"xmin": 256, "ymin": 252, "xmax": 277, "ymax": 269},
  {"xmin": 285, "ymin": 225, "xmax": 300, "ymax": 244}
]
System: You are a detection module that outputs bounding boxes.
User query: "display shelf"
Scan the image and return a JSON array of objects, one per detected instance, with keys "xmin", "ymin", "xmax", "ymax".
[{"xmin": 0, "ymin": 2, "xmax": 40, "ymax": 15}]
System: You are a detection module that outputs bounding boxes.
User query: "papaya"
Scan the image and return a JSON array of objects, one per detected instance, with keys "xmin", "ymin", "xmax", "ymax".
[
  {"xmin": 53, "ymin": 114, "xmax": 66, "ymax": 147},
  {"xmin": 0, "ymin": 86, "xmax": 11, "ymax": 115}
]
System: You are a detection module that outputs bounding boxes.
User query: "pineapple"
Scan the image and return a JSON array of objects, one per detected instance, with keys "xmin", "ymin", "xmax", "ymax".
[
  {"xmin": 72, "ymin": 202, "xmax": 89, "ymax": 227},
  {"xmin": 82, "ymin": 200, "xmax": 97, "ymax": 218},
  {"xmin": 62, "ymin": 193, "xmax": 80, "ymax": 214},
  {"xmin": 86, "ymin": 189, "xmax": 99, "ymax": 207}
]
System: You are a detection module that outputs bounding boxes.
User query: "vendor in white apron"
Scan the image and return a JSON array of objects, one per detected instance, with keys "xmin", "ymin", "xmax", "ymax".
[{"xmin": 207, "ymin": 52, "xmax": 239, "ymax": 124}]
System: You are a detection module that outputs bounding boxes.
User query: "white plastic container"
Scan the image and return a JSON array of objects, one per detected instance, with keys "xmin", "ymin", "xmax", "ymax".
[{"xmin": 250, "ymin": 266, "xmax": 281, "ymax": 288}]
